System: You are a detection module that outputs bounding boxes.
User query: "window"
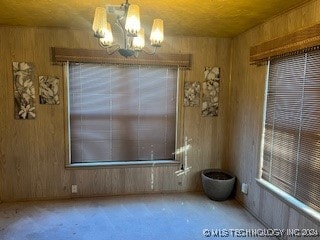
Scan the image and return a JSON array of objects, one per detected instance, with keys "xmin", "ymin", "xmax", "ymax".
[
  {"xmin": 261, "ymin": 50, "xmax": 320, "ymax": 212},
  {"xmin": 68, "ymin": 63, "xmax": 177, "ymax": 163}
]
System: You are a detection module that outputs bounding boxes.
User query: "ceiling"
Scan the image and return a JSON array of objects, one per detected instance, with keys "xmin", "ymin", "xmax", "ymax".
[{"xmin": 0, "ymin": 0, "xmax": 310, "ymax": 38}]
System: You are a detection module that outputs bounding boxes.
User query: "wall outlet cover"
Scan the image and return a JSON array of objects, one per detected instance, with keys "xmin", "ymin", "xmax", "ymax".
[
  {"xmin": 241, "ymin": 183, "xmax": 248, "ymax": 194},
  {"xmin": 71, "ymin": 185, "xmax": 78, "ymax": 193}
]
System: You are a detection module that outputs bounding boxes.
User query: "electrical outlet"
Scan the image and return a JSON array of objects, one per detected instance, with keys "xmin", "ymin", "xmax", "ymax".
[
  {"xmin": 71, "ymin": 185, "xmax": 78, "ymax": 193},
  {"xmin": 241, "ymin": 183, "xmax": 248, "ymax": 195}
]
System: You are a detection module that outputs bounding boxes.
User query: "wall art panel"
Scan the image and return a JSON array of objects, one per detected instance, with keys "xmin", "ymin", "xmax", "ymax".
[
  {"xmin": 184, "ymin": 81, "xmax": 200, "ymax": 107},
  {"xmin": 39, "ymin": 76, "xmax": 60, "ymax": 104},
  {"xmin": 202, "ymin": 67, "xmax": 220, "ymax": 117},
  {"xmin": 13, "ymin": 62, "xmax": 36, "ymax": 119}
]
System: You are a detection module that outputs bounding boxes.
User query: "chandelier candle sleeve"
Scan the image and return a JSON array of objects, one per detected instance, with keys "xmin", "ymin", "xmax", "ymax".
[
  {"xmin": 125, "ymin": 5, "xmax": 141, "ymax": 36},
  {"xmin": 150, "ymin": 19, "xmax": 164, "ymax": 47},
  {"xmin": 100, "ymin": 22, "xmax": 113, "ymax": 47},
  {"xmin": 132, "ymin": 28, "xmax": 145, "ymax": 50},
  {"xmin": 92, "ymin": 7, "xmax": 107, "ymax": 38}
]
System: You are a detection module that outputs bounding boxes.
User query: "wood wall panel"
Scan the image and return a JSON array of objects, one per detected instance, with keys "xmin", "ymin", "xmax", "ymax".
[
  {"xmin": 288, "ymin": 208, "xmax": 320, "ymax": 239},
  {"xmin": 0, "ymin": 26, "xmax": 231, "ymax": 201},
  {"xmin": 228, "ymin": 0, "xmax": 320, "ymax": 235}
]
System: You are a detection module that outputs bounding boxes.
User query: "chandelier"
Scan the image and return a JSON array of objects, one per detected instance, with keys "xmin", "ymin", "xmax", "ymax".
[{"xmin": 92, "ymin": 0, "xmax": 164, "ymax": 58}]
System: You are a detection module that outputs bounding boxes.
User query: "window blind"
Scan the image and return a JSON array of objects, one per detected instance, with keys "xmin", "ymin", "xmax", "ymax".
[
  {"xmin": 69, "ymin": 63, "xmax": 177, "ymax": 163},
  {"xmin": 262, "ymin": 50, "xmax": 320, "ymax": 212}
]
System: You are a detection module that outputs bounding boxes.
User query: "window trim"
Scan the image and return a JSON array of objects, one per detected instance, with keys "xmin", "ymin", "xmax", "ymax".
[
  {"xmin": 63, "ymin": 62, "xmax": 181, "ymax": 168},
  {"xmin": 257, "ymin": 60, "xmax": 320, "ymax": 224}
]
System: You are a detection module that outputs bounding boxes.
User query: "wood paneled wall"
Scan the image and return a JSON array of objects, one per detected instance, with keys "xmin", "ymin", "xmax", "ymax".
[
  {"xmin": 0, "ymin": 26, "xmax": 231, "ymax": 201},
  {"xmin": 227, "ymin": 0, "xmax": 320, "ymax": 235}
]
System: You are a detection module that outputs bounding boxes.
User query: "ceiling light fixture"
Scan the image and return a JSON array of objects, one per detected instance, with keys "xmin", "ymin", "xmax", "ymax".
[{"xmin": 92, "ymin": 0, "xmax": 164, "ymax": 58}]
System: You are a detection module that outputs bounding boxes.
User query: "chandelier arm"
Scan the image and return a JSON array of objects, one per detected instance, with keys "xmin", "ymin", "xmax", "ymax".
[
  {"xmin": 98, "ymin": 40, "xmax": 121, "ymax": 55},
  {"xmin": 141, "ymin": 46, "xmax": 158, "ymax": 55},
  {"xmin": 133, "ymin": 51, "xmax": 139, "ymax": 58},
  {"xmin": 106, "ymin": 45, "xmax": 121, "ymax": 55}
]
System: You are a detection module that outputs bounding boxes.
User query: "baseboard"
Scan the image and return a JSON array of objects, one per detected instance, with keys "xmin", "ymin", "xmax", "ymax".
[
  {"xmin": 234, "ymin": 197, "xmax": 284, "ymax": 240},
  {"xmin": 0, "ymin": 189, "xmax": 202, "ymax": 204}
]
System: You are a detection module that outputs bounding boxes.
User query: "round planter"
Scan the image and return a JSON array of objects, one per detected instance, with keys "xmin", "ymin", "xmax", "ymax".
[{"xmin": 201, "ymin": 169, "xmax": 236, "ymax": 201}]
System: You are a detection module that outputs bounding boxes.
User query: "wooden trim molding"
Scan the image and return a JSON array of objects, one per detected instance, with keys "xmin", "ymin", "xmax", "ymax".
[
  {"xmin": 250, "ymin": 23, "xmax": 320, "ymax": 63},
  {"xmin": 52, "ymin": 47, "xmax": 192, "ymax": 68}
]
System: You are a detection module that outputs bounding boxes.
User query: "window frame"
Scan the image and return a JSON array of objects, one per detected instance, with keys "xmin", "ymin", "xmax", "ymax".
[
  {"xmin": 63, "ymin": 62, "xmax": 181, "ymax": 168},
  {"xmin": 257, "ymin": 58, "xmax": 320, "ymax": 223}
]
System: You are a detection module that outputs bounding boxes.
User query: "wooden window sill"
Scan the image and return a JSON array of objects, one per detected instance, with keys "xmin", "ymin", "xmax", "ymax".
[{"xmin": 66, "ymin": 160, "xmax": 180, "ymax": 170}]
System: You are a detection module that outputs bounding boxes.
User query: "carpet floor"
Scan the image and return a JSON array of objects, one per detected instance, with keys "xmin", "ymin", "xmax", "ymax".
[{"xmin": 0, "ymin": 193, "xmax": 277, "ymax": 240}]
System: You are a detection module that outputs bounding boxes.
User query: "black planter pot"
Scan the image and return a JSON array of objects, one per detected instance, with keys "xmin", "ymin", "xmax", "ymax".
[{"xmin": 201, "ymin": 169, "xmax": 236, "ymax": 201}]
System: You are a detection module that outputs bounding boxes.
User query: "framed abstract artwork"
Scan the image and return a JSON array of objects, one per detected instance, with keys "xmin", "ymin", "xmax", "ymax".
[
  {"xmin": 202, "ymin": 67, "xmax": 220, "ymax": 117},
  {"xmin": 39, "ymin": 76, "xmax": 60, "ymax": 105},
  {"xmin": 13, "ymin": 62, "xmax": 36, "ymax": 119},
  {"xmin": 184, "ymin": 81, "xmax": 200, "ymax": 107}
]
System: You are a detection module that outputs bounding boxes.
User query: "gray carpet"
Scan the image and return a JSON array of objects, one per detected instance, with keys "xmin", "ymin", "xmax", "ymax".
[{"xmin": 0, "ymin": 193, "xmax": 276, "ymax": 240}]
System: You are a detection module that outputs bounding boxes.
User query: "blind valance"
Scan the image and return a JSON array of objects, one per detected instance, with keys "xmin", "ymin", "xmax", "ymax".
[
  {"xmin": 52, "ymin": 47, "xmax": 192, "ymax": 68},
  {"xmin": 250, "ymin": 23, "xmax": 320, "ymax": 64}
]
